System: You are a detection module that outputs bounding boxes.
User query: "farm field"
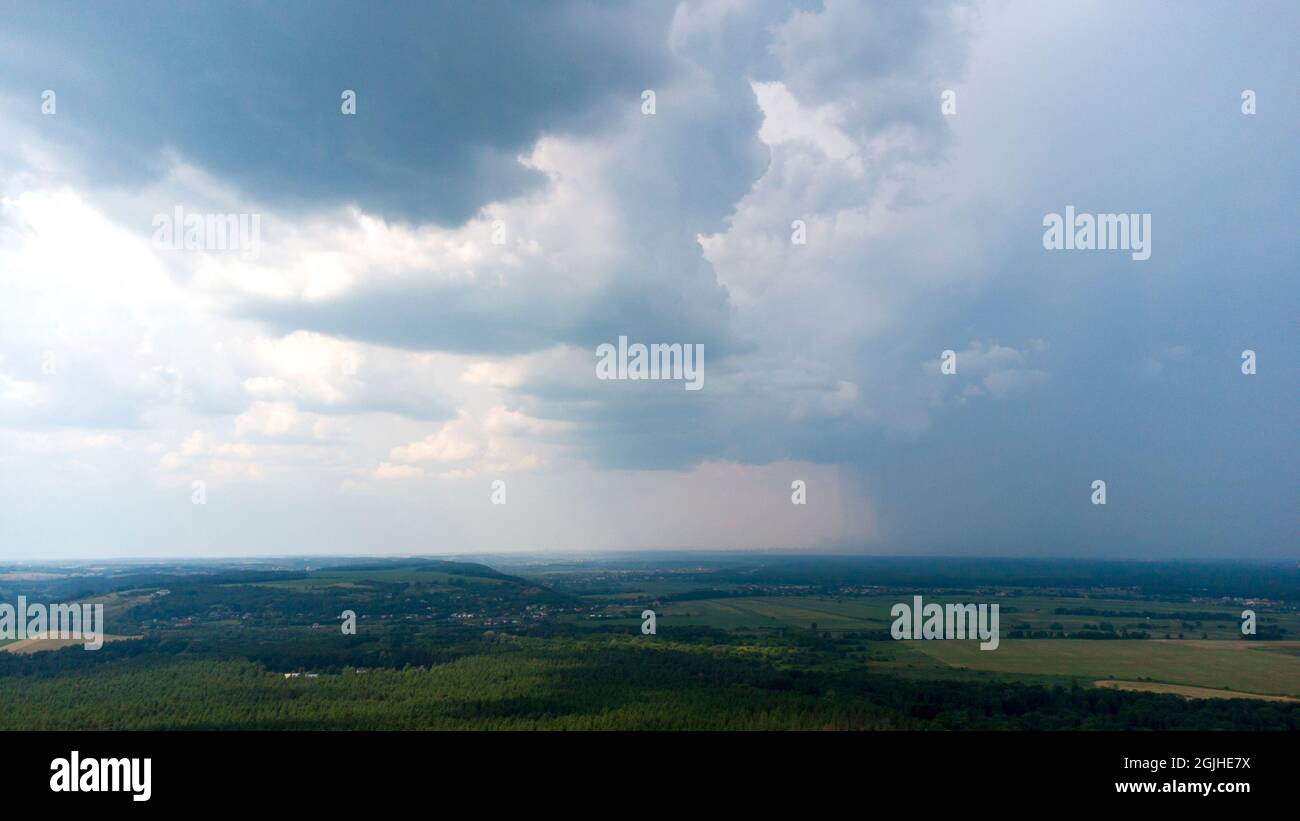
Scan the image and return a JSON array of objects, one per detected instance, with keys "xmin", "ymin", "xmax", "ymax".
[
  {"xmin": 979, "ymin": 595, "xmax": 1299, "ymax": 640},
  {"xmin": 914, "ymin": 639, "xmax": 1300, "ymax": 698},
  {"xmin": 246, "ymin": 569, "xmax": 514, "ymax": 590},
  {"xmin": 0, "ymin": 634, "xmax": 140, "ymax": 654},
  {"xmin": 651, "ymin": 595, "xmax": 1300, "ymax": 698},
  {"xmin": 1095, "ymin": 680, "xmax": 1300, "ymax": 703},
  {"xmin": 660, "ymin": 596, "xmax": 894, "ymax": 631},
  {"xmin": 655, "ymin": 594, "xmax": 1300, "ymax": 639}
]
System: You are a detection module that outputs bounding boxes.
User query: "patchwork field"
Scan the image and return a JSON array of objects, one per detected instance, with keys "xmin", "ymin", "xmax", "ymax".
[
  {"xmin": 913, "ymin": 639, "xmax": 1300, "ymax": 698},
  {"xmin": 657, "ymin": 594, "xmax": 1300, "ymax": 639},
  {"xmin": 650, "ymin": 595, "xmax": 1300, "ymax": 699},
  {"xmin": 246, "ymin": 569, "xmax": 513, "ymax": 590},
  {"xmin": 1095, "ymin": 680, "xmax": 1300, "ymax": 703}
]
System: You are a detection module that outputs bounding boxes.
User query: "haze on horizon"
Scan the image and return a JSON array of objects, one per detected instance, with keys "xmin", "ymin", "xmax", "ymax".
[{"xmin": 0, "ymin": 1, "xmax": 1295, "ymax": 561}]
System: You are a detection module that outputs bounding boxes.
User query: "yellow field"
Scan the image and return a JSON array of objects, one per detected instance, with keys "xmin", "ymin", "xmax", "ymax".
[
  {"xmin": 1094, "ymin": 679, "xmax": 1300, "ymax": 703},
  {"xmin": 0, "ymin": 634, "xmax": 141, "ymax": 655}
]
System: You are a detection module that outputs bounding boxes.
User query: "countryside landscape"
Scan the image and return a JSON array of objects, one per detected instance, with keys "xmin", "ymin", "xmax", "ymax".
[
  {"xmin": 3, "ymin": 555, "xmax": 1296, "ymax": 730},
  {"xmin": 0, "ymin": 0, "xmax": 1294, "ymax": 805}
]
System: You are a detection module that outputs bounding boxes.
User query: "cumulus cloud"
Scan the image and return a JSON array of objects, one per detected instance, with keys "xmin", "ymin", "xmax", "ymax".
[
  {"xmin": 0, "ymin": 0, "xmax": 1294, "ymax": 558},
  {"xmin": 932, "ymin": 340, "xmax": 1049, "ymax": 402}
]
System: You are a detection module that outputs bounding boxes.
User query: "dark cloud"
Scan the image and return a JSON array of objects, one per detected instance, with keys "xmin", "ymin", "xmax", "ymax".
[{"xmin": 1, "ymin": 0, "xmax": 680, "ymax": 224}]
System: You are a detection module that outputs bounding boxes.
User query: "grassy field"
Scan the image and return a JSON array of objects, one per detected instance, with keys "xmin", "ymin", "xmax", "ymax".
[
  {"xmin": 913, "ymin": 639, "xmax": 1300, "ymax": 698},
  {"xmin": 641, "ymin": 595, "xmax": 1300, "ymax": 698},
  {"xmin": 977, "ymin": 595, "xmax": 1297, "ymax": 640},
  {"xmin": 659, "ymin": 596, "xmax": 894, "ymax": 631},
  {"xmin": 244, "ymin": 569, "xmax": 511, "ymax": 591},
  {"xmin": 1095, "ymin": 680, "xmax": 1300, "ymax": 703},
  {"xmin": 655, "ymin": 594, "xmax": 1300, "ymax": 639}
]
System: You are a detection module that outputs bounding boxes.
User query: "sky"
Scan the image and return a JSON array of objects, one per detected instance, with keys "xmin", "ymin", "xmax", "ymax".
[{"xmin": 0, "ymin": 0, "xmax": 1295, "ymax": 560}]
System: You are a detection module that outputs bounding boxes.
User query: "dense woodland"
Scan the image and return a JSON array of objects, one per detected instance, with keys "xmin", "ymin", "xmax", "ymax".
[{"xmin": 2, "ymin": 633, "xmax": 1296, "ymax": 730}]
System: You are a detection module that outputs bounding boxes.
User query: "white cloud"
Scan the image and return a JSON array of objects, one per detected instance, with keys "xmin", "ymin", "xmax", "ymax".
[
  {"xmin": 391, "ymin": 414, "xmax": 481, "ymax": 464},
  {"xmin": 752, "ymin": 80, "xmax": 857, "ymax": 162},
  {"xmin": 373, "ymin": 462, "xmax": 424, "ymax": 480}
]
